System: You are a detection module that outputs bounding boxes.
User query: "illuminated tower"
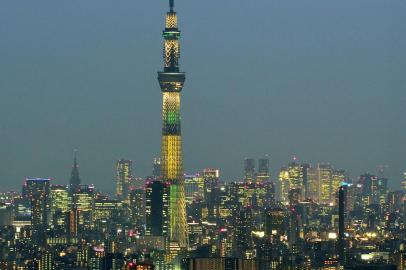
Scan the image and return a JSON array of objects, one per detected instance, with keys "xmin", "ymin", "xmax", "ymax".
[{"xmin": 158, "ymin": 0, "xmax": 188, "ymax": 248}]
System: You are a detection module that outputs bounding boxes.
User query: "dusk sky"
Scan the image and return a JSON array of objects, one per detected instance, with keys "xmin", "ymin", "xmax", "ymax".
[{"xmin": 0, "ymin": 0, "xmax": 405, "ymax": 191}]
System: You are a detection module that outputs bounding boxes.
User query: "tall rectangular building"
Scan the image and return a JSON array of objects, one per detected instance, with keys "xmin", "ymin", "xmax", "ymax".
[
  {"xmin": 257, "ymin": 157, "xmax": 270, "ymax": 183},
  {"xmin": 50, "ymin": 185, "xmax": 70, "ymax": 227},
  {"xmin": 145, "ymin": 180, "xmax": 169, "ymax": 237},
  {"xmin": 244, "ymin": 158, "xmax": 256, "ymax": 183},
  {"xmin": 115, "ymin": 159, "xmax": 133, "ymax": 201},
  {"xmin": 25, "ymin": 178, "xmax": 51, "ymax": 237}
]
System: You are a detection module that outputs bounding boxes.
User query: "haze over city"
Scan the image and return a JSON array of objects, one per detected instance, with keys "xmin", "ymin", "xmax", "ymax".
[{"xmin": 0, "ymin": 0, "xmax": 405, "ymax": 191}]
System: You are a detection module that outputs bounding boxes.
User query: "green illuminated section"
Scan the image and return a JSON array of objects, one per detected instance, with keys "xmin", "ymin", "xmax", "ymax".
[
  {"xmin": 163, "ymin": 31, "xmax": 180, "ymax": 40},
  {"xmin": 165, "ymin": 111, "xmax": 180, "ymax": 125}
]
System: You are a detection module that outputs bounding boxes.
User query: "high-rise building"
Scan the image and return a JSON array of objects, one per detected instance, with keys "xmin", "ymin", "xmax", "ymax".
[
  {"xmin": 158, "ymin": 0, "xmax": 188, "ymax": 249},
  {"xmin": 184, "ymin": 173, "xmax": 204, "ymax": 204},
  {"xmin": 331, "ymin": 169, "xmax": 347, "ymax": 202},
  {"xmin": 319, "ymin": 164, "xmax": 333, "ymax": 204},
  {"xmin": 244, "ymin": 158, "xmax": 256, "ymax": 183},
  {"xmin": 203, "ymin": 169, "xmax": 220, "ymax": 220},
  {"xmin": 25, "ymin": 178, "xmax": 51, "ymax": 238},
  {"xmin": 129, "ymin": 189, "xmax": 145, "ymax": 232},
  {"xmin": 306, "ymin": 166, "xmax": 319, "ymax": 202},
  {"xmin": 338, "ymin": 183, "xmax": 347, "ymax": 265},
  {"xmin": 257, "ymin": 157, "xmax": 270, "ymax": 183},
  {"xmin": 264, "ymin": 208, "xmax": 285, "ymax": 237},
  {"xmin": 402, "ymin": 172, "xmax": 406, "ymax": 194},
  {"xmin": 93, "ymin": 198, "xmax": 122, "ymax": 223},
  {"xmin": 50, "ymin": 185, "xmax": 70, "ymax": 227},
  {"xmin": 72, "ymin": 185, "xmax": 94, "ymax": 229},
  {"xmin": 115, "ymin": 159, "xmax": 133, "ymax": 201},
  {"xmin": 69, "ymin": 151, "xmax": 81, "ymax": 194},
  {"xmin": 145, "ymin": 180, "xmax": 169, "ymax": 237},
  {"xmin": 279, "ymin": 162, "xmax": 305, "ymax": 203},
  {"xmin": 153, "ymin": 157, "xmax": 162, "ymax": 179}
]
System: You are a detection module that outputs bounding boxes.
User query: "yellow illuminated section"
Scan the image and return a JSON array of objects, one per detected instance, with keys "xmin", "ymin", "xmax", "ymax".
[
  {"xmin": 164, "ymin": 40, "xmax": 180, "ymax": 68},
  {"xmin": 166, "ymin": 12, "xmax": 177, "ymax": 29},
  {"xmin": 162, "ymin": 135, "xmax": 182, "ymax": 179}
]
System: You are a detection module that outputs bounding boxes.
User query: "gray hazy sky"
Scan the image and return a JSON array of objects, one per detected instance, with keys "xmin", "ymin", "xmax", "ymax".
[{"xmin": 0, "ymin": 0, "xmax": 405, "ymax": 192}]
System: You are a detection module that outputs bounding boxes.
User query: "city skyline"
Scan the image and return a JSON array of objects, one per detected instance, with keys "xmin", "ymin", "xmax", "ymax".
[
  {"xmin": 0, "ymin": 0, "xmax": 405, "ymax": 191},
  {"xmin": 0, "ymin": 1, "xmax": 406, "ymax": 269}
]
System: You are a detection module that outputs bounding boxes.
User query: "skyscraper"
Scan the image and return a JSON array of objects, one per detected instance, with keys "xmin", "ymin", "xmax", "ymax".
[
  {"xmin": 145, "ymin": 180, "xmax": 169, "ymax": 237},
  {"xmin": 153, "ymin": 157, "xmax": 162, "ymax": 179},
  {"xmin": 25, "ymin": 178, "xmax": 51, "ymax": 239},
  {"xmin": 402, "ymin": 171, "xmax": 406, "ymax": 194},
  {"xmin": 257, "ymin": 157, "xmax": 270, "ymax": 183},
  {"xmin": 158, "ymin": 0, "xmax": 187, "ymax": 248},
  {"xmin": 69, "ymin": 151, "xmax": 81, "ymax": 194},
  {"xmin": 338, "ymin": 183, "xmax": 347, "ymax": 265},
  {"xmin": 115, "ymin": 159, "xmax": 133, "ymax": 201},
  {"xmin": 244, "ymin": 158, "xmax": 256, "ymax": 183}
]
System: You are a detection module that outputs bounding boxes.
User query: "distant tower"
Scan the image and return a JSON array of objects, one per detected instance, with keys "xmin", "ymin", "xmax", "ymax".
[
  {"xmin": 69, "ymin": 151, "xmax": 81, "ymax": 194},
  {"xmin": 153, "ymin": 157, "xmax": 162, "ymax": 179},
  {"xmin": 115, "ymin": 159, "xmax": 133, "ymax": 200},
  {"xmin": 158, "ymin": 0, "xmax": 188, "ymax": 248},
  {"xmin": 25, "ymin": 178, "xmax": 51, "ymax": 240},
  {"xmin": 338, "ymin": 183, "xmax": 347, "ymax": 265},
  {"xmin": 402, "ymin": 171, "xmax": 406, "ymax": 194},
  {"xmin": 257, "ymin": 156, "xmax": 270, "ymax": 183},
  {"xmin": 244, "ymin": 158, "xmax": 256, "ymax": 183}
]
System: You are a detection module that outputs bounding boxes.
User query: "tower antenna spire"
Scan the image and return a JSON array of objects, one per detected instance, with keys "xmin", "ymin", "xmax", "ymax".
[{"xmin": 169, "ymin": 0, "xmax": 174, "ymax": 12}]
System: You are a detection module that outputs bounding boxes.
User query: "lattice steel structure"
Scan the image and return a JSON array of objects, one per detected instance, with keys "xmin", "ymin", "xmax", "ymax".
[{"xmin": 158, "ymin": 0, "xmax": 188, "ymax": 249}]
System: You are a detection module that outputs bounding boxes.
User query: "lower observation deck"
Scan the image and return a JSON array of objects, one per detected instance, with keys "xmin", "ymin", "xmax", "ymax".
[{"xmin": 158, "ymin": 72, "xmax": 186, "ymax": 92}]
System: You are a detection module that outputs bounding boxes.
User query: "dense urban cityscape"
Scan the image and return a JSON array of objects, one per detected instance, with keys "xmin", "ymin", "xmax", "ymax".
[{"xmin": 1, "ymin": 1, "xmax": 405, "ymax": 270}]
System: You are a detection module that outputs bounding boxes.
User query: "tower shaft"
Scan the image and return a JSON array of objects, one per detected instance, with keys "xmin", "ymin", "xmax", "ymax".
[{"xmin": 158, "ymin": 0, "xmax": 187, "ymax": 249}]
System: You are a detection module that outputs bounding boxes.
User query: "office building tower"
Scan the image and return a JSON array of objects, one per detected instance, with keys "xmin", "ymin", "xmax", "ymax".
[
  {"xmin": 72, "ymin": 185, "xmax": 94, "ymax": 229},
  {"xmin": 306, "ymin": 166, "xmax": 319, "ymax": 202},
  {"xmin": 115, "ymin": 159, "xmax": 133, "ymax": 201},
  {"xmin": 376, "ymin": 177, "xmax": 388, "ymax": 205},
  {"xmin": 244, "ymin": 158, "xmax": 256, "ymax": 183},
  {"xmin": 0, "ymin": 203, "xmax": 14, "ymax": 226},
  {"xmin": 40, "ymin": 250, "xmax": 55, "ymax": 270},
  {"xmin": 50, "ymin": 185, "xmax": 70, "ymax": 227},
  {"xmin": 25, "ymin": 178, "xmax": 51, "ymax": 237},
  {"xmin": 203, "ymin": 169, "xmax": 220, "ymax": 220},
  {"xmin": 257, "ymin": 156, "xmax": 270, "ymax": 183},
  {"xmin": 158, "ymin": 0, "xmax": 188, "ymax": 248},
  {"xmin": 402, "ymin": 172, "xmax": 406, "ymax": 194},
  {"xmin": 153, "ymin": 157, "xmax": 162, "ymax": 179},
  {"xmin": 145, "ymin": 180, "xmax": 169, "ymax": 237},
  {"xmin": 338, "ymin": 183, "xmax": 347, "ymax": 265},
  {"xmin": 332, "ymin": 169, "xmax": 347, "ymax": 202},
  {"xmin": 234, "ymin": 207, "xmax": 253, "ymax": 258},
  {"xmin": 93, "ymin": 198, "xmax": 122, "ymax": 223},
  {"xmin": 359, "ymin": 173, "xmax": 379, "ymax": 205},
  {"xmin": 129, "ymin": 189, "xmax": 145, "ymax": 231},
  {"xmin": 264, "ymin": 208, "xmax": 285, "ymax": 237},
  {"xmin": 279, "ymin": 162, "xmax": 305, "ymax": 203},
  {"xmin": 184, "ymin": 173, "xmax": 204, "ymax": 204},
  {"xmin": 69, "ymin": 151, "xmax": 81, "ymax": 194},
  {"xmin": 300, "ymin": 163, "xmax": 310, "ymax": 199},
  {"xmin": 319, "ymin": 164, "xmax": 333, "ymax": 204}
]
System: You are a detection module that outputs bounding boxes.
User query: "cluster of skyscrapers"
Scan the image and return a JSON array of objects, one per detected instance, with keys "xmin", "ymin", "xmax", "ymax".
[{"xmin": 0, "ymin": 1, "xmax": 406, "ymax": 270}]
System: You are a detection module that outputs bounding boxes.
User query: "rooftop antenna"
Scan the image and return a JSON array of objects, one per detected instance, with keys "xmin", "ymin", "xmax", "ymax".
[{"xmin": 169, "ymin": 0, "xmax": 174, "ymax": 12}]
